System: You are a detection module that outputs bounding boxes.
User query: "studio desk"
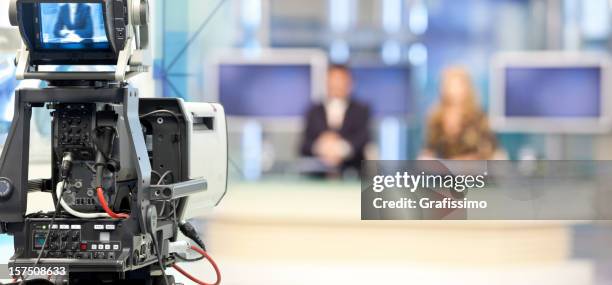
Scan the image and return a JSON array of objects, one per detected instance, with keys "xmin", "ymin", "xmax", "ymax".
[{"xmin": 198, "ymin": 180, "xmax": 593, "ymax": 285}]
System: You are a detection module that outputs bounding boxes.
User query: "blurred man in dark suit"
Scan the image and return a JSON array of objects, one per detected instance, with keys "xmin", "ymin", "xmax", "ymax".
[
  {"xmin": 300, "ymin": 65, "xmax": 371, "ymax": 177},
  {"xmin": 53, "ymin": 3, "xmax": 93, "ymax": 42}
]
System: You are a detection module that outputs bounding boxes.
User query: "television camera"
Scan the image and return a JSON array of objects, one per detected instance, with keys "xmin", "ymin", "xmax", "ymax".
[{"xmin": 0, "ymin": 0, "xmax": 227, "ymax": 284}]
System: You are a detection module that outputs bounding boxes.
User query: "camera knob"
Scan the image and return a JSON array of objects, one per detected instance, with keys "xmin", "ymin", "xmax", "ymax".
[
  {"xmin": 0, "ymin": 178, "xmax": 13, "ymax": 200},
  {"xmin": 131, "ymin": 0, "xmax": 149, "ymax": 26}
]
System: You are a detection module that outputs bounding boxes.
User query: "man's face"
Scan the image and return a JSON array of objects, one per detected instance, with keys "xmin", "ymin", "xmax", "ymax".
[{"xmin": 327, "ymin": 68, "xmax": 352, "ymax": 100}]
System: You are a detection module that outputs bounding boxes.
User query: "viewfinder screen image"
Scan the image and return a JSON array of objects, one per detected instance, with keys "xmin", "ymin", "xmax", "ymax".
[
  {"xmin": 39, "ymin": 3, "xmax": 110, "ymax": 50},
  {"xmin": 504, "ymin": 67, "xmax": 601, "ymax": 118}
]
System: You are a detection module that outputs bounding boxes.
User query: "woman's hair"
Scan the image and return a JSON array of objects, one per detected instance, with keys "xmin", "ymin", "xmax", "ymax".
[{"xmin": 426, "ymin": 67, "xmax": 496, "ymax": 159}]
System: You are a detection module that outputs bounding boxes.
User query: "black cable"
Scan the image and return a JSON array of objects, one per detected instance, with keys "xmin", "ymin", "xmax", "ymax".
[
  {"xmin": 170, "ymin": 196, "xmax": 204, "ymax": 262},
  {"xmin": 35, "ymin": 184, "xmax": 65, "ymax": 263},
  {"xmin": 172, "ymin": 220, "xmax": 207, "ymax": 262},
  {"xmin": 19, "ymin": 182, "xmax": 65, "ymax": 282},
  {"xmin": 171, "ymin": 199, "xmax": 178, "ymax": 237},
  {"xmin": 146, "ymin": 168, "xmax": 174, "ymax": 285},
  {"xmin": 92, "ymin": 126, "xmax": 117, "ymax": 162},
  {"xmin": 150, "ymin": 233, "xmax": 170, "ymax": 285},
  {"xmin": 178, "ymin": 221, "xmax": 206, "ymax": 252}
]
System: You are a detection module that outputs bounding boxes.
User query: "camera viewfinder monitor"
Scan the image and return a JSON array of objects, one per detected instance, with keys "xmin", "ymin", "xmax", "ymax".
[
  {"xmin": 490, "ymin": 52, "xmax": 612, "ymax": 133},
  {"xmin": 39, "ymin": 3, "xmax": 110, "ymax": 50},
  {"xmin": 350, "ymin": 66, "xmax": 412, "ymax": 117},
  {"xmin": 13, "ymin": 0, "xmax": 130, "ymax": 65}
]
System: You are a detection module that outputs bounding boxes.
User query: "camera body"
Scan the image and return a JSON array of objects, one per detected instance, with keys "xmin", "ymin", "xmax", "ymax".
[{"xmin": 0, "ymin": 1, "xmax": 227, "ymax": 284}]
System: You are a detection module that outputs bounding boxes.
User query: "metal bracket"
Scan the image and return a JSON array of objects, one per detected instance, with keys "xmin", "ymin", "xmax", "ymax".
[
  {"xmin": 149, "ymin": 179, "xmax": 208, "ymax": 201},
  {"xmin": 15, "ymin": 39, "xmax": 147, "ymax": 82},
  {"xmin": 15, "ymin": 49, "xmax": 29, "ymax": 80},
  {"xmin": 115, "ymin": 38, "xmax": 133, "ymax": 81}
]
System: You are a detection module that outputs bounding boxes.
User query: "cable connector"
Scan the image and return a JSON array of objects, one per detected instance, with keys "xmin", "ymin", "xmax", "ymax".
[
  {"xmin": 60, "ymin": 152, "xmax": 73, "ymax": 179},
  {"xmin": 168, "ymin": 240, "xmax": 191, "ymax": 255},
  {"xmin": 179, "ymin": 221, "xmax": 206, "ymax": 252}
]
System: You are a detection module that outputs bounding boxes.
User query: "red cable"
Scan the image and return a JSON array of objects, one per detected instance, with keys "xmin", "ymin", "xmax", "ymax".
[
  {"xmin": 172, "ymin": 245, "xmax": 221, "ymax": 285},
  {"xmin": 97, "ymin": 186, "xmax": 219, "ymax": 284},
  {"xmin": 96, "ymin": 187, "xmax": 129, "ymax": 219}
]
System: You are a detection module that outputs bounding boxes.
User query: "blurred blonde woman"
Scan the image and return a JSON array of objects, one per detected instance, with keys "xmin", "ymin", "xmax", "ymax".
[{"xmin": 421, "ymin": 67, "xmax": 501, "ymax": 160}]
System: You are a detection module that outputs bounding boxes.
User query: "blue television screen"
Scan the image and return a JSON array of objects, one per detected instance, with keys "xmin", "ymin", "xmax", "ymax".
[
  {"xmin": 39, "ymin": 3, "xmax": 110, "ymax": 50},
  {"xmin": 351, "ymin": 66, "xmax": 412, "ymax": 117},
  {"xmin": 218, "ymin": 64, "xmax": 312, "ymax": 117},
  {"xmin": 505, "ymin": 67, "xmax": 602, "ymax": 118}
]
